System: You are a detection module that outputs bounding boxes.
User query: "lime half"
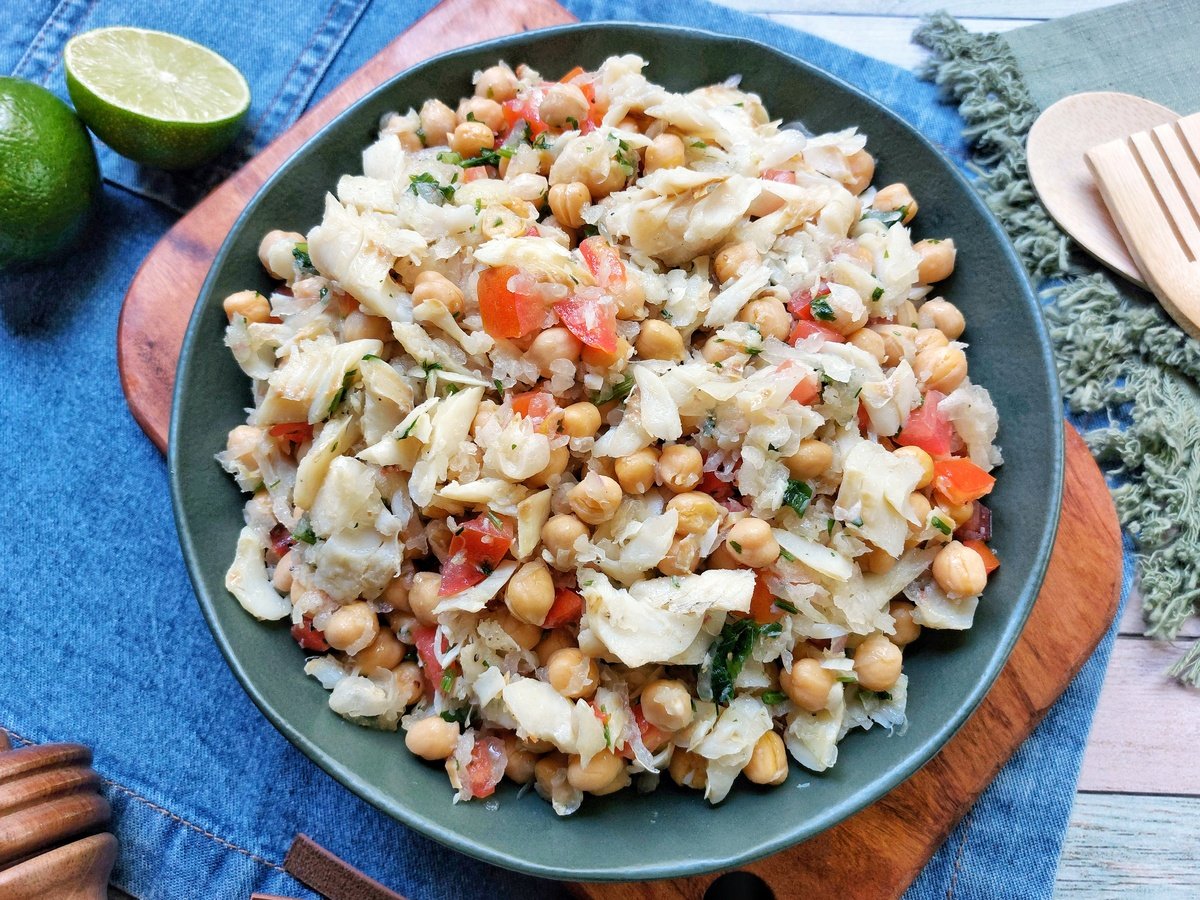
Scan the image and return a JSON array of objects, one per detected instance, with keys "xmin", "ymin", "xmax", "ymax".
[{"xmin": 64, "ymin": 27, "xmax": 250, "ymax": 170}]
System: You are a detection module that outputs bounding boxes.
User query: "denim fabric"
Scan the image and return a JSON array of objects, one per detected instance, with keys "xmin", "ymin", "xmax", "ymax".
[{"xmin": 0, "ymin": 2, "xmax": 1122, "ymax": 898}]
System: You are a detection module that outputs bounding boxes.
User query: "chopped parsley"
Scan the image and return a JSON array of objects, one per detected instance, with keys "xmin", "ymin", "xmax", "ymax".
[
  {"xmin": 415, "ymin": 126, "xmax": 427, "ymax": 147},
  {"xmin": 778, "ymin": 547, "xmax": 797, "ymax": 563},
  {"xmin": 591, "ymin": 372, "xmax": 635, "ymax": 405},
  {"xmin": 408, "ymin": 172, "xmax": 455, "ymax": 205},
  {"xmin": 691, "ymin": 139, "xmax": 707, "ymax": 149},
  {"xmin": 566, "ymin": 116, "xmax": 579, "ymax": 130},
  {"xmin": 580, "ymin": 223, "xmax": 601, "ymax": 238},
  {"xmin": 773, "ymin": 598, "xmax": 799, "ymax": 615},
  {"xmin": 761, "ymin": 690, "xmax": 788, "ymax": 705},
  {"xmin": 493, "ymin": 378, "xmax": 505, "ymax": 393},
  {"xmin": 439, "ymin": 146, "xmax": 515, "ymax": 169},
  {"xmin": 474, "ymin": 198, "xmax": 483, "ymax": 214},
  {"xmin": 729, "ymin": 540, "xmax": 743, "ymax": 554},
  {"xmin": 872, "ymin": 286, "xmax": 884, "ymax": 301},
  {"xmin": 861, "ymin": 207, "xmax": 905, "ymax": 226},
  {"xmin": 440, "ymin": 671, "xmax": 457, "ymax": 693},
  {"xmin": 292, "ymin": 518, "xmax": 317, "ymax": 545},
  {"xmin": 783, "ymin": 479, "xmax": 813, "ymax": 518},
  {"xmin": 421, "ymin": 360, "xmax": 444, "ymax": 378},
  {"xmin": 486, "ymin": 510, "xmax": 504, "ymax": 530},
  {"xmin": 836, "ymin": 674, "xmax": 858, "ymax": 684},
  {"xmin": 930, "ymin": 514, "xmax": 953, "ymax": 535},
  {"xmin": 440, "ymin": 707, "xmax": 470, "ymax": 725},
  {"xmin": 706, "ymin": 618, "xmax": 775, "ymax": 704},
  {"xmin": 809, "ymin": 295, "xmax": 837, "ymax": 322},
  {"xmin": 292, "ymin": 242, "xmax": 317, "ymax": 276},
  {"xmin": 327, "ymin": 369, "xmax": 356, "ymax": 416}
]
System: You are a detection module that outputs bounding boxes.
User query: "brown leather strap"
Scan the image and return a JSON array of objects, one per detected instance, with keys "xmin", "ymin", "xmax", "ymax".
[{"xmin": 284, "ymin": 834, "xmax": 407, "ymax": 900}]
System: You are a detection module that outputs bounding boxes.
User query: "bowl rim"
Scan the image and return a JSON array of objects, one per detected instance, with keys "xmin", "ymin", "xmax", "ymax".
[{"xmin": 169, "ymin": 19, "xmax": 1064, "ymax": 882}]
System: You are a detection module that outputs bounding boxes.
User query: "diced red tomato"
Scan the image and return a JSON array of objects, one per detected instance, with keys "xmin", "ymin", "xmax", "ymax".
[
  {"xmin": 269, "ymin": 422, "xmax": 313, "ymax": 445},
  {"xmin": 559, "ymin": 65, "xmax": 586, "ymax": 83},
  {"xmin": 933, "ymin": 458, "xmax": 996, "ymax": 506},
  {"xmin": 439, "ymin": 514, "xmax": 515, "ymax": 596},
  {"xmin": 462, "ymin": 165, "xmax": 494, "ymax": 183},
  {"xmin": 465, "ymin": 735, "xmax": 507, "ymax": 799},
  {"xmin": 523, "ymin": 225, "xmax": 540, "ymax": 237},
  {"xmin": 789, "ymin": 319, "xmax": 845, "ymax": 345},
  {"xmin": 896, "ymin": 391, "xmax": 953, "ymax": 457},
  {"xmin": 579, "ymin": 237, "xmax": 627, "ymax": 289},
  {"xmin": 749, "ymin": 572, "xmax": 783, "ymax": 624},
  {"xmin": 413, "ymin": 626, "xmax": 445, "ymax": 697},
  {"xmin": 557, "ymin": 67, "xmax": 604, "ymax": 130},
  {"xmin": 269, "ymin": 524, "xmax": 295, "ymax": 559},
  {"xmin": 477, "ymin": 265, "xmax": 544, "ymax": 339},
  {"xmin": 509, "ymin": 391, "xmax": 558, "ymax": 431},
  {"xmin": 787, "ymin": 281, "xmax": 828, "ymax": 319},
  {"xmin": 543, "ymin": 587, "xmax": 584, "ymax": 629},
  {"xmin": 290, "ymin": 616, "xmax": 329, "ymax": 652},
  {"xmin": 698, "ymin": 469, "xmax": 736, "ymax": 503},
  {"xmin": 963, "ymin": 539, "xmax": 1000, "ymax": 573},
  {"xmin": 790, "ymin": 372, "xmax": 821, "ymax": 405},
  {"xmin": 628, "ymin": 705, "xmax": 671, "ymax": 755},
  {"xmin": 502, "ymin": 87, "xmax": 550, "ymax": 140},
  {"xmin": 857, "ymin": 400, "xmax": 873, "ymax": 434},
  {"xmin": 762, "ymin": 169, "xmax": 797, "ymax": 184},
  {"xmin": 554, "ymin": 288, "xmax": 618, "ymax": 353}
]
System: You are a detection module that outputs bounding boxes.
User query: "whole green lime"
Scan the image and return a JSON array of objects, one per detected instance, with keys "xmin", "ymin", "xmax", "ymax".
[
  {"xmin": 64, "ymin": 27, "xmax": 250, "ymax": 171},
  {"xmin": 0, "ymin": 77, "xmax": 100, "ymax": 271}
]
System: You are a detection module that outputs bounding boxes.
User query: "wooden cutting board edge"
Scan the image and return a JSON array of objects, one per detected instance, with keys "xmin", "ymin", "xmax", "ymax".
[{"xmin": 115, "ymin": 2, "xmax": 1122, "ymax": 897}]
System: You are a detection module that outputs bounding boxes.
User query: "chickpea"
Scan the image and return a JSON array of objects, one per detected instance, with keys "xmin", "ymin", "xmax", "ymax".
[
  {"xmin": 890, "ymin": 600, "xmax": 922, "ymax": 647},
  {"xmin": 843, "ymin": 148, "xmax": 876, "ymax": 195},
  {"xmin": 871, "ymin": 323, "xmax": 917, "ymax": 366},
  {"xmin": 405, "ymin": 716, "xmax": 459, "ymax": 761},
  {"xmin": 567, "ymin": 472, "xmax": 623, "ymax": 525},
  {"xmin": 713, "ymin": 242, "xmax": 760, "ymax": 283},
  {"xmin": 272, "ymin": 550, "xmax": 294, "ymax": 593},
  {"xmin": 667, "ymin": 492, "xmax": 723, "ymax": 536},
  {"xmin": 942, "ymin": 498, "xmax": 976, "ymax": 527},
  {"xmin": 725, "ymin": 517, "xmax": 779, "ymax": 568},
  {"xmin": 525, "ymin": 445, "xmax": 570, "ymax": 489},
  {"xmin": 505, "ymin": 559, "xmax": 556, "ymax": 626},
  {"xmin": 418, "ymin": 98, "xmax": 457, "ymax": 147},
  {"xmin": 614, "ymin": 447, "xmax": 659, "ymax": 494},
  {"xmin": 546, "ymin": 647, "xmax": 599, "ymax": 699},
  {"xmin": 915, "ymin": 344, "xmax": 968, "ymax": 393},
  {"xmin": 895, "ymin": 299, "xmax": 920, "ymax": 328},
  {"xmin": 257, "ymin": 229, "xmax": 305, "ymax": 280},
  {"xmin": 657, "ymin": 444, "xmax": 703, "ymax": 494},
  {"xmin": 706, "ymin": 541, "xmax": 743, "ymax": 570},
  {"xmin": 668, "ymin": 750, "xmax": 708, "ymax": 790},
  {"xmin": 458, "ymin": 96, "xmax": 505, "ymax": 133},
  {"xmin": 781, "ymin": 658, "xmax": 836, "ymax": 712},
  {"xmin": 701, "ymin": 335, "xmax": 740, "ymax": 366},
  {"xmin": 527, "ymin": 326, "xmax": 583, "ymax": 377},
  {"xmin": 862, "ymin": 545, "xmax": 896, "ymax": 575},
  {"xmin": 562, "ymin": 401, "xmax": 602, "ymax": 439},
  {"xmin": 535, "ymin": 628, "xmax": 575, "ymax": 663},
  {"xmin": 324, "ymin": 601, "xmax": 379, "ymax": 652},
  {"xmin": 472, "ymin": 399, "xmax": 499, "ymax": 437},
  {"xmin": 644, "ymin": 133, "xmax": 685, "ymax": 173},
  {"xmin": 615, "ymin": 270, "xmax": 646, "ymax": 320},
  {"xmin": 658, "ymin": 534, "xmax": 700, "ymax": 576},
  {"xmin": 641, "ymin": 679, "xmax": 694, "ymax": 731},
  {"xmin": 539, "ymin": 83, "xmax": 590, "ymax": 128},
  {"xmin": 503, "ymin": 734, "xmax": 538, "ymax": 784},
  {"xmin": 223, "ymin": 289, "xmax": 270, "ymax": 324},
  {"xmin": 581, "ymin": 335, "xmax": 630, "ymax": 370},
  {"xmin": 873, "ymin": 183, "xmax": 918, "ymax": 224},
  {"xmin": 541, "ymin": 514, "xmax": 588, "ymax": 563},
  {"xmin": 743, "ymin": 731, "xmax": 788, "ymax": 786},
  {"xmin": 353, "ymin": 628, "xmax": 404, "ymax": 673},
  {"xmin": 853, "ymin": 633, "xmax": 903, "ymax": 691},
  {"xmin": 492, "ymin": 608, "xmax": 543, "ymax": 651},
  {"xmin": 475, "ymin": 64, "xmax": 519, "ymax": 102},
  {"xmin": 567, "ymin": 749, "xmax": 624, "ymax": 793},
  {"xmin": 848, "ymin": 327, "xmax": 886, "ymax": 364},
  {"xmin": 918, "ymin": 298, "xmax": 965, "ymax": 340},
  {"xmin": 409, "ymin": 571, "xmax": 442, "ymax": 626},
  {"xmin": 783, "ymin": 439, "xmax": 833, "ymax": 481},
  {"xmin": 894, "ymin": 445, "xmax": 934, "ymax": 489},
  {"xmin": 907, "ymin": 491, "xmax": 933, "ymax": 530},
  {"xmin": 914, "ymin": 327, "xmax": 949, "ymax": 354},
  {"xmin": 382, "ymin": 576, "xmax": 410, "ymax": 613},
  {"xmin": 342, "ymin": 309, "xmax": 393, "ymax": 343},
  {"xmin": 547, "ymin": 181, "xmax": 589, "ymax": 229},
  {"xmin": 450, "ymin": 120, "xmax": 495, "ymax": 157},
  {"xmin": 392, "ymin": 661, "xmax": 424, "ymax": 707},
  {"xmin": 635, "ymin": 319, "xmax": 685, "ymax": 361},
  {"xmin": 412, "ymin": 271, "xmax": 465, "ymax": 314},
  {"xmin": 737, "ymin": 298, "xmax": 791, "ymax": 341},
  {"xmin": 915, "ymin": 239, "xmax": 957, "ymax": 283},
  {"xmin": 534, "ymin": 751, "xmax": 569, "ymax": 796}
]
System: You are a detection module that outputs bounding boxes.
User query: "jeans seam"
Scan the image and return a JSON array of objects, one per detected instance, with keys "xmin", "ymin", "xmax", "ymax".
[
  {"xmin": 2, "ymin": 724, "xmax": 286, "ymax": 874},
  {"xmin": 945, "ymin": 809, "xmax": 975, "ymax": 900},
  {"xmin": 9, "ymin": 0, "xmax": 95, "ymax": 83}
]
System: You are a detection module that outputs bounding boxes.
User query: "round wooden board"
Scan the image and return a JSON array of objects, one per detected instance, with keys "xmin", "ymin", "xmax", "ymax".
[{"xmin": 114, "ymin": 2, "xmax": 1123, "ymax": 895}]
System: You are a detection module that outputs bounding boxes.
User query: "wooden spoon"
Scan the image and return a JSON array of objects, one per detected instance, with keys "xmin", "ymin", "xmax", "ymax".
[{"xmin": 1027, "ymin": 91, "xmax": 1178, "ymax": 286}]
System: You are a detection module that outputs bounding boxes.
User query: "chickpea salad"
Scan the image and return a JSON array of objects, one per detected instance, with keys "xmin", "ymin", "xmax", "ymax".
[{"xmin": 218, "ymin": 55, "xmax": 1002, "ymax": 815}]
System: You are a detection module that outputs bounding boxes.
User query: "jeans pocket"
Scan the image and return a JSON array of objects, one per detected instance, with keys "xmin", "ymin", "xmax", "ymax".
[{"xmin": 9, "ymin": 0, "xmax": 375, "ymax": 213}]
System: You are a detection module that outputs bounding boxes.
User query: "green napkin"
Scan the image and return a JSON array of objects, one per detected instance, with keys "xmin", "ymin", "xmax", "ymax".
[{"xmin": 916, "ymin": 0, "xmax": 1200, "ymax": 683}]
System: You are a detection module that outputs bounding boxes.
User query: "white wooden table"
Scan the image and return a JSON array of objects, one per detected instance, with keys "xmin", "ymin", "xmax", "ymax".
[{"xmin": 709, "ymin": 1, "xmax": 1200, "ymax": 896}]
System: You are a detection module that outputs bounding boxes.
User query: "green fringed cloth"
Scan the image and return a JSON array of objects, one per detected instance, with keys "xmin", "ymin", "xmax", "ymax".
[{"xmin": 915, "ymin": 3, "xmax": 1200, "ymax": 683}]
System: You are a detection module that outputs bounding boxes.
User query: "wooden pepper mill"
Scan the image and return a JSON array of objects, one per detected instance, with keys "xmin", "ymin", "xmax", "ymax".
[{"xmin": 0, "ymin": 729, "xmax": 117, "ymax": 899}]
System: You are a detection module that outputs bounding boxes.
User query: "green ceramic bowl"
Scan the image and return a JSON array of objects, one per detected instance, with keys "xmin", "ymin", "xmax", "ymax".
[{"xmin": 170, "ymin": 23, "xmax": 1063, "ymax": 882}]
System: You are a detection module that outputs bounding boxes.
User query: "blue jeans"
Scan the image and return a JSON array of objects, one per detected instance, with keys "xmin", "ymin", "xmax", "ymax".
[{"xmin": 0, "ymin": 1, "xmax": 1125, "ymax": 897}]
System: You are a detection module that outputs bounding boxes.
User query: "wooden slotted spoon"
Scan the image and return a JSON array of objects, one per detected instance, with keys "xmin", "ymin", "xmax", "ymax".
[{"xmin": 1087, "ymin": 112, "xmax": 1200, "ymax": 338}]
